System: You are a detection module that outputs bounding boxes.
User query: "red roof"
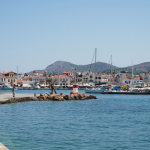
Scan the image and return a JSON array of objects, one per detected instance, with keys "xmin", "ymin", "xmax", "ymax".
[
  {"xmin": 52, "ymin": 75, "xmax": 69, "ymax": 78},
  {"xmin": 3, "ymin": 72, "xmax": 11, "ymax": 75},
  {"xmin": 0, "ymin": 74, "xmax": 5, "ymax": 76},
  {"xmin": 133, "ymin": 77, "xmax": 141, "ymax": 80},
  {"xmin": 123, "ymin": 77, "xmax": 142, "ymax": 81},
  {"xmin": 123, "ymin": 78, "xmax": 131, "ymax": 81},
  {"xmin": 32, "ymin": 75, "xmax": 45, "ymax": 78}
]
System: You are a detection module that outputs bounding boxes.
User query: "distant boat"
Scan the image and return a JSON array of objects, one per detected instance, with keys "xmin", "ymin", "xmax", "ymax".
[
  {"xmin": 1, "ymin": 83, "xmax": 13, "ymax": 90},
  {"xmin": 34, "ymin": 85, "xmax": 41, "ymax": 90}
]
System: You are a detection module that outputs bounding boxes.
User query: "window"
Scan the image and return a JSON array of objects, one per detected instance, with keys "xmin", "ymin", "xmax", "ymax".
[
  {"xmin": 14, "ymin": 79, "xmax": 15, "ymax": 82},
  {"xmin": 4, "ymin": 78, "xmax": 5, "ymax": 81},
  {"xmin": 60, "ymin": 78, "xmax": 62, "ymax": 81},
  {"xmin": 8, "ymin": 79, "xmax": 10, "ymax": 82},
  {"xmin": 66, "ymin": 78, "xmax": 68, "ymax": 81}
]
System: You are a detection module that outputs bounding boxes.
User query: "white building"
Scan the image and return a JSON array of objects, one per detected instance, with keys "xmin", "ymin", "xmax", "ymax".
[
  {"xmin": 122, "ymin": 77, "xmax": 143, "ymax": 86},
  {"xmin": 32, "ymin": 75, "xmax": 46, "ymax": 85},
  {"xmin": 51, "ymin": 75, "xmax": 70, "ymax": 87},
  {"xmin": 0, "ymin": 74, "xmax": 6, "ymax": 85},
  {"xmin": 17, "ymin": 74, "xmax": 24, "ymax": 81}
]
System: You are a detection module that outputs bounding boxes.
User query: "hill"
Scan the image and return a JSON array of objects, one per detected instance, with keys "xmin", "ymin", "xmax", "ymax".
[
  {"xmin": 115, "ymin": 62, "xmax": 150, "ymax": 73},
  {"xmin": 28, "ymin": 61, "xmax": 150, "ymax": 75},
  {"xmin": 28, "ymin": 61, "xmax": 118, "ymax": 74}
]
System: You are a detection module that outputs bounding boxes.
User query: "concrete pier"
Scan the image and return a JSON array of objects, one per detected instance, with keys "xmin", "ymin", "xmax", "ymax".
[
  {"xmin": 0, "ymin": 143, "xmax": 9, "ymax": 150},
  {"xmin": 0, "ymin": 93, "xmax": 38, "ymax": 104},
  {"xmin": 102, "ymin": 91, "xmax": 150, "ymax": 95}
]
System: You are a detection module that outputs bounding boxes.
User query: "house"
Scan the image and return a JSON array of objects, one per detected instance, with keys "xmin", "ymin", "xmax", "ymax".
[
  {"xmin": 3, "ymin": 71, "xmax": 17, "ymax": 85},
  {"xmin": 51, "ymin": 75, "xmax": 70, "ymax": 87},
  {"xmin": 139, "ymin": 73, "xmax": 149, "ymax": 83},
  {"xmin": 17, "ymin": 76, "xmax": 33, "ymax": 85},
  {"xmin": 32, "ymin": 75, "xmax": 46, "ymax": 85},
  {"xmin": 0, "ymin": 74, "xmax": 6, "ymax": 85},
  {"xmin": 33, "ymin": 70, "xmax": 39, "ymax": 76},
  {"xmin": 122, "ymin": 77, "xmax": 143, "ymax": 86}
]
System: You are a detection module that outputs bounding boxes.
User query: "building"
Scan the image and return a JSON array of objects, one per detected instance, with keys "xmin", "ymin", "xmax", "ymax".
[
  {"xmin": 3, "ymin": 72, "xmax": 17, "ymax": 85},
  {"xmin": 33, "ymin": 70, "xmax": 38, "ymax": 76},
  {"xmin": 139, "ymin": 73, "xmax": 149, "ymax": 83},
  {"xmin": 32, "ymin": 75, "xmax": 46, "ymax": 85},
  {"xmin": 0, "ymin": 74, "xmax": 6, "ymax": 85},
  {"xmin": 122, "ymin": 77, "xmax": 143, "ymax": 86},
  {"xmin": 51, "ymin": 75, "xmax": 70, "ymax": 87}
]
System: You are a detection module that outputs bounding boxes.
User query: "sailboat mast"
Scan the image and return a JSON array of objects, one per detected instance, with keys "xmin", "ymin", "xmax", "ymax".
[
  {"xmin": 95, "ymin": 48, "xmax": 97, "ymax": 85},
  {"xmin": 131, "ymin": 59, "xmax": 133, "ymax": 86},
  {"xmin": 111, "ymin": 55, "xmax": 112, "ymax": 76}
]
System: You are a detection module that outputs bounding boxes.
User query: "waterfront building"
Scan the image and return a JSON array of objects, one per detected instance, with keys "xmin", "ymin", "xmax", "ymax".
[
  {"xmin": 139, "ymin": 72, "xmax": 149, "ymax": 83},
  {"xmin": 122, "ymin": 77, "xmax": 143, "ymax": 86},
  {"xmin": 95, "ymin": 75, "xmax": 108, "ymax": 85},
  {"xmin": 3, "ymin": 71, "xmax": 17, "ymax": 85},
  {"xmin": 32, "ymin": 75, "xmax": 46, "ymax": 85},
  {"xmin": 51, "ymin": 75, "xmax": 70, "ymax": 87},
  {"xmin": 0, "ymin": 74, "xmax": 6, "ymax": 85},
  {"xmin": 17, "ymin": 74, "xmax": 24, "ymax": 81}
]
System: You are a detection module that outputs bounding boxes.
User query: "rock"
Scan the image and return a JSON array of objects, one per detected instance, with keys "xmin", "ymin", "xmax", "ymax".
[
  {"xmin": 88, "ymin": 95, "xmax": 97, "ymax": 99},
  {"xmin": 70, "ymin": 90, "xmax": 78, "ymax": 94},
  {"xmin": 37, "ymin": 95, "xmax": 47, "ymax": 100},
  {"xmin": 63, "ymin": 94, "xmax": 70, "ymax": 100},
  {"xmin": 82, "ymin": 93, "xmax": 89, "ymax": 97}
]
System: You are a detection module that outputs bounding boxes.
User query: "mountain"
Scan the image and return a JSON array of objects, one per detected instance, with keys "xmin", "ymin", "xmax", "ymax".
[
  {"xmin": 28, "ymin": 61, "xmax": 118, "ymax": 74},
  {"xmin": 28, "ymin": 61, "xmax": 150, "ymax": 75},
  {"xmin": 115, "ymin": 62, "xmax": 150, "ymax": 73}
]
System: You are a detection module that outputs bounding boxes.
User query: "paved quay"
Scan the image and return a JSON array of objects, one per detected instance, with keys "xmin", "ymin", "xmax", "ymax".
[
  {"xmin": 0, "ymin": 143, "xmax": 9, "ymax": 150},
  {"xmin": 0, "ymin": 93, "xmax": 39, "ymax": 103}
]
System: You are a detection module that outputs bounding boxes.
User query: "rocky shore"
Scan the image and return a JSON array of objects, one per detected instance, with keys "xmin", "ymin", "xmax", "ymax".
[
  {"xmin": 0, "ymin": 93, "xmax": 97, "ymax": 105},
  {"xmin": 37, "ymin": 93, "xmax": 97, "ymax": 101}
]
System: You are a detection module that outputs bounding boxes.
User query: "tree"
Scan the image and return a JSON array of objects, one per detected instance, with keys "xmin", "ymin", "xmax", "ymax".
[{"xmin": 24, "ymin": 73, "xmax": 28, "ymax": 76}]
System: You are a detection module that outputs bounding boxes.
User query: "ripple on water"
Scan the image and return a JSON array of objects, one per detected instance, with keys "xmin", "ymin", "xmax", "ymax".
[{"xmin": 0, "ymin": 92, "xmax": 150, "ymax": 150}]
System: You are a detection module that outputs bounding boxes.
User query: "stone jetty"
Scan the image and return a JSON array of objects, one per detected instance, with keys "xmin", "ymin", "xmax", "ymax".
[
  {"xmin": 0, "ymin": 93, "xmax": 97, "ymax": 105},
  {"xmin": 37, "ymin": 93, "xmax": 97, "ymax": 101}
]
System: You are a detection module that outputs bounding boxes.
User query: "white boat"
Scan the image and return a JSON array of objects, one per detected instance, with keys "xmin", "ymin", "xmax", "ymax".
[
  {"xmin": 1, "ymin": 83, "xmax": 13, "ymax": 90},
  {"xmin": 34, "ymin": 85, "xmax": 41, "ymax": 90},
  {"xmin": 22, "ymin": 84, "xmax": 33, "ymax": 90},
  {"xmin": 85, "ymin": 87, "xmax": 107, "ymax": 93}
]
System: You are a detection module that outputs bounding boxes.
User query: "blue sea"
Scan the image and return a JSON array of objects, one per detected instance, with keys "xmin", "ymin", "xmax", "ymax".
[{"xmin": 0, "ymin": 90, "xmax": 150, "ymax": 150}]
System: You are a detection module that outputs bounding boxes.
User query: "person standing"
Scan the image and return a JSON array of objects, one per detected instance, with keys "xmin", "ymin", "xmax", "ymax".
[{"xmin": 12, "ymin": 84, "xmax": 15, "ymax": 97}]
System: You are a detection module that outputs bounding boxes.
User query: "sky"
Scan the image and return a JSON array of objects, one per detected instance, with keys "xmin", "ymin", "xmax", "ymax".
[{"xmin": 0, "ymin": 0, "xmax": 150, "ymax": 73}]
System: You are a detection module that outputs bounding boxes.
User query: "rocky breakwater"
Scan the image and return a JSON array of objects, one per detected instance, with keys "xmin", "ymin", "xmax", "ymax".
[
  {"xmin": 37, "ymin": 91, "xmax": 97, "ymax": 101},
  {"xmin": 0, "ymin": 91, "xmax": 97, "ymax": 105}
]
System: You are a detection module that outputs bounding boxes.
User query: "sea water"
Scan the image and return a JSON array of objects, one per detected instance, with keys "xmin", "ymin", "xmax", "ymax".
[{"xmin": 0, "ymin": 90, "xmax": 150, "ymax": 150}]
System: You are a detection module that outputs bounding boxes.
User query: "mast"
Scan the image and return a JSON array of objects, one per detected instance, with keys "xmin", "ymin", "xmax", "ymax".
[
  {"xmin": 17, "ymin": 66, "xmax": 18, "ymax": 81},
  {"xmin": 131, "ymin": 59, "xmax": 133, "ymax": 86},
  {"xmin": 95, "ymin": 48, "xmax": 97, "ymax": 86},
  {"xmin": 109, "ymin": 55, "xmax": 112, "ymax": 82}
]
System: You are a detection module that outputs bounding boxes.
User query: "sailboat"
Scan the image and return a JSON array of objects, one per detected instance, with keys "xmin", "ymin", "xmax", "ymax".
[{"xmin": 85, "ymin": 49, "xmax": 109, "ymax": 94}]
